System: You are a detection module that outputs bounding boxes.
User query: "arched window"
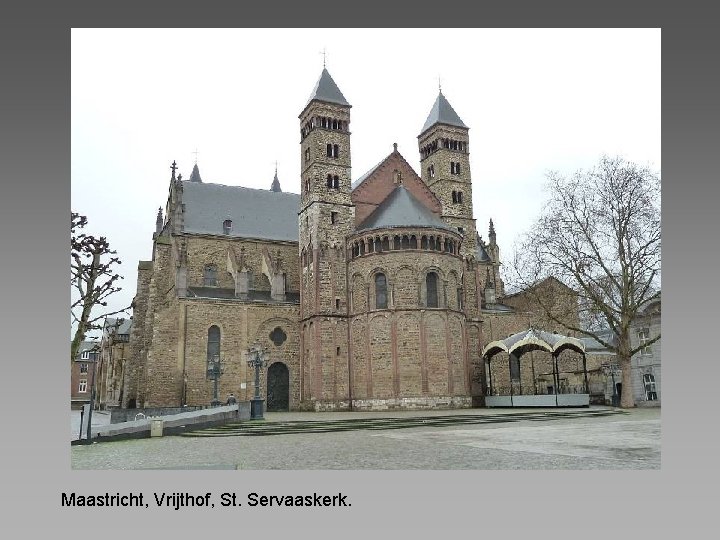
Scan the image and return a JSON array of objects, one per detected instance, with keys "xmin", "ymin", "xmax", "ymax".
[
  {"xmin": 368, "ymin": 238, "xmax": 374, "ymax": 253},
  {"xmin": 207, "ymin": 325, "xmax": 220, "ymax": 365},
  {"xmin": 374, "ymin": 237, "xmax": 381, "ymax": 252},
  {"xmin": 452, "ymin": 191, "xmax": 457, "ymax": 203},
  {"xmin": 421, "ymin": 235, "xmax": 428, "ymax": 249},
  {"xmin": 327, "ymin": 174, "xmax": 333, "ymax": 188},
  {"xmin": 393, "ymin": 236, "xmax": 401, "ymax": 250},
  {"xmin": 457, "ymin": 191, "xmax": 463, "ymax": 203},
  {"xmin": 333, "ymin": 175, "xmax": 339, "ymax": 189},
  {"xmin": 429, "ymin": 236, "xmax": 436, "ymax": 251},
  {"xmin": 203, "ymin": 264, "xmax": 217, "ymax": 286},
  {"xmin": 426, "ymin": 272, "xmax": 439, "ymax": 308},
  {"xmin": 381, "ymin": 237, "xmax": 389, "ymax": 251},
  {"xmin": 401, "ymin": 235, "xmax": 410, "ymax": 249},
  {"xmin": 375, "ymin": 273, "xmax": 388, "ymax": 309},
  {"xmin": 326, "ymin": 144, "xmax": 333, "ymax": 157},
  {"xmin": 333, "ymin": 144, "xmax": 339, "ymax": 158},
  {"xmin": 410, "ymin": 235, "xmax": 417, "ymax": 249}
]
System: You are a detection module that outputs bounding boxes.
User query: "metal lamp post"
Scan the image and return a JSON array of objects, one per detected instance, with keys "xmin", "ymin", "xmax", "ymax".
[
  {"xmin": 207, "ymin": 354, "xmax": 224, "ymax": 407},
  {"xmin": 602, "ymin": 362, "xmax": 620, "ymax": 407},
  {"xmin": 247, "ymin": 343, "xmax": 268, "ymax": 420}
]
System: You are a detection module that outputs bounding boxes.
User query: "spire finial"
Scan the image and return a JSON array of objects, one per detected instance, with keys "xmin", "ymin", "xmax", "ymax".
[
  {"xmin": 321, "ymin": 47, "xmax": 327, "ymax": 68},
  {"xmin": 170, "ymin": 160, "xmax": 177, "ymax": 180},
  {"xmin": 270, "ymin": 163, "xmax": 282, "ymax": 192},
  {"xmin": 192, "ymin": 148, "xmax": 198, "ymax": 164},
  {"xmin": 438, "ymin": 75, "xmax": 442, "ymax": 94},
  {"xmin": 393, "ymin": 142, "xmax": 397, "ymax": 153}
]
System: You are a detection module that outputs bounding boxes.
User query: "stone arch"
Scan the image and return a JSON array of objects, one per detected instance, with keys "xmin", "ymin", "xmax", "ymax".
[{"xmin": 419, "ymin": 266, "xmax": 446, "ymax": 308}]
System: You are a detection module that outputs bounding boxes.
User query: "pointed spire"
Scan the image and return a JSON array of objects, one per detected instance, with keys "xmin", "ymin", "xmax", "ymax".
[
  {"xmin": 189, "ymin": 163, "xmax": 202, "ymax": 183},
  {"xmin": 305, "ymin": 68, "xmax": 350, "ymax": 108},
  {"xmin": 270, "ymin": 164, "xmax": 282, "ymax": 192},
  {"xmin": 170, "ymin": 160, "xmax": 177, "ymax": 181},
  {"xmin": 155, "ymin": 207, "xmax": 163, "ymax": 234},
  {"xmin": 419, "ymin": 91, "xmax": 467, "ymax": 136},
  {"xmin": 489, "ymin": 218, "xmax": 496, "ymax": 243}
]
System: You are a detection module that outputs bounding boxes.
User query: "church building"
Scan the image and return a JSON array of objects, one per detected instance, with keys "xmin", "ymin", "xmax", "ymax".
[{"xmin": 122, "ymin": 67, "xmax": 544, "ymax": 411}]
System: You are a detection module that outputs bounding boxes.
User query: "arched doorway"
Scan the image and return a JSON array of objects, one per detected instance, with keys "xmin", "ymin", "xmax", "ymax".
[{"xmin": 266, "ymin": 362, "xmax": 289, "ymax": 411}]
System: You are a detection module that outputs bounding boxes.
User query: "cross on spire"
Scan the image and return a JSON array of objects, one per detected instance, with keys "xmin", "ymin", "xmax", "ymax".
[
  {"xmin": 192, "ymin": 148, "xmax": 198, "ymax": 164},
  {"xmin": 321, "ymin": 47, "xmax": 327, "ymax": 68},
  {"xmin": 170, "ymin": 160, "xmax": 177, "ymax": 180},
  {"xmin": 438, "ymin": 75, "xmax": 442, "ymax": 94}
]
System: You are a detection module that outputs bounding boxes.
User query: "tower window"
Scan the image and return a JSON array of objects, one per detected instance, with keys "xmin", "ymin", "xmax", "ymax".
[
  {"xmin": 327, "ymin": 174, "xmax": 333, "ymax": 188},
  {"xmin": 327, "ymin": 144, "xmax": 332, "ymax": 157},
  {"xmin": 331, "ymin": 212, "xmax": 338, "ymax": 224},
  {"xmin": 207, "ymin": 325, "xmax": 220, "ymax": 370},
  {"xmin": 223, "ymin": 219, "xmax": 232, "ymax": 234},
  {"xmin": 428, "ymin": 164, "xmax": 435, "ymax": 178},
  {"xmin": 457, "ymin": 191, "xmax": 463, "ymax": 203},
  {"xmin": 305, "ymin": 147, "xmax": 310, "ymax": 163},
  {"xmin": 333, "ymin": 144, "xmax": 339, "ymax": 158},
  {"xmin": 333, "ymin": 175, "xmax": 339, "ymax": 189},
  {"xmin": 452, "ymin": 191, "xmax": 457, "ymax": 203},
  {"xmin": 375, "ymin": 273, "xmax": 388, "ymax": 309}
]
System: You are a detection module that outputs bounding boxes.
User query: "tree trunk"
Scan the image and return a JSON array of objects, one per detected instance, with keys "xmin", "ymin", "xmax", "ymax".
[{"xmin": 617, "ymin": 332, "xmax": 636, "ymax": 408}]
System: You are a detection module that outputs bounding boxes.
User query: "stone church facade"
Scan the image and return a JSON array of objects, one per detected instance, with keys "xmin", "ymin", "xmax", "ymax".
[{"xmin": 122, "ymin": 68, "xmax": 545, "ymax": 412}]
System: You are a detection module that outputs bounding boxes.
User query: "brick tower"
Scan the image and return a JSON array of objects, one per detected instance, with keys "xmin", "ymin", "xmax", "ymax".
[
  {"xmin": 417, "ymin": 90, "xmax": 478, "ymax": 259},
  {"xmin": 298, "ymin": 67, "xmax": 355, "ymax": 409}
]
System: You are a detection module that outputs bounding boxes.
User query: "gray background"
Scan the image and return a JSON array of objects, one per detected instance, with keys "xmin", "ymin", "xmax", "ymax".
[{"xmin": 1, "ymin": 1, "xmax": 718, "ymax": 537}]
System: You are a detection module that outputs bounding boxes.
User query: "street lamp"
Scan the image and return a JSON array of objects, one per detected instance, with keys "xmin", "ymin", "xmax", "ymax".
[
  {"xmin": 207, "ymin": 354, "xmax": 224, "ymax": 407},
  {"xmin": 247, "ymin": 343, "xmax": 268, "ymax": 419},
  {"xmin": 601, "ymin": 362, "xmax": 620, "ymax": 407}
]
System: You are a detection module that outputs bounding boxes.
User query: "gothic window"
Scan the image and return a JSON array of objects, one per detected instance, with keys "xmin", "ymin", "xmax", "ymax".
[
  {"xmin": 375, "ymin": 273, "xmax": 388, "ymax": 309},
  {"xmin": 643, "ymin": 373, "xmax": 657, "ymax": 400},
  {"xmin": 203, "ymin": 265, "xmax": 217, "ymax": 286},
  {"xmin": 207, "ymin": 325, "xmax": 220, "ymax": 364},
  {"xmin": 223, "ymin": 219, "xmax": 232, "ymax": 234},
  {"xmin": 269, "ymin": 327, "xmax": 287, "ymax": 347},
  {"xmin": 426, "ymin": 272, "xmax": 439, "ymax": 308}
]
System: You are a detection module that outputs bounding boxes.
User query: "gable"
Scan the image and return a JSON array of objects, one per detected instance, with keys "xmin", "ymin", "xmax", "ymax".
[{"xmin": 350, "ymin": 150, "xmax": 442, "ymax": 226}]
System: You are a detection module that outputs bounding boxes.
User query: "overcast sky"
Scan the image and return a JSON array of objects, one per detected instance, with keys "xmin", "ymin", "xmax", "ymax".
[{"xmin": 71, "ymin": 28, "xmax": 660, "ymax": 338}]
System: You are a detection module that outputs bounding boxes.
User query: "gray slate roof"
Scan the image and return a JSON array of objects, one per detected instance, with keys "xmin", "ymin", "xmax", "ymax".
[
  {"xmin": 182, "ymin": 181, "xmax": 300, "ymax": 242},
  {"xmin": 357, "ymin": 184, "xmax": 454, "ymax": 232},
  {"xmin": 305, "ymin": 68, "xmax": 350, "ymax": 107},
  {"xmin": 420, "ymin": 92, "xmax": 468, "ymax": 135},
  {"xmin": 477, "ymin": 242, "xmax": 491, "ymax": 262},
  {"xmin": 189, "ymin": 163, "xmax": 202, "ymax": 183}
]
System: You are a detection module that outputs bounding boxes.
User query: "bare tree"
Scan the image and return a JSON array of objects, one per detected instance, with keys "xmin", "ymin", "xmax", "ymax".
[
  {"xmin": 71, "ymin": 212, "xmax": 129, "ymax": 365},
  {"xmin": 510, "ymin": 156, "xmax": 661, "ymax": 407}
]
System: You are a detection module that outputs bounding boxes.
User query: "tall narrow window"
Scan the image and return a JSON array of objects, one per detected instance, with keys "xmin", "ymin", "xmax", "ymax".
[
  {"xmin": 638, "ymin": 328, "xmax": 652, "ymax": 355},
  {"xmin": 510, "ymin": 354, "xmax": 520, "ymax": 381},
  {"xmin": 333, "ymin": 175, "xmax": 339, "ymax": 189},
  {"xmin": 327, "ymin": 144, "xmax": 333, "ymax": 157},
  {"xmin": 331, "ymin": 212, "xmax": 338, "ymax": 224},
  {"xmin": 223, "ymin": 219, "xmax": 232, "ymax": 234},
  {"xmin": 643, "ymin": 373, "xmax": 657, "ymax": 400},
  {"xmin": 203, "ymin": 265, "xmax": 217, "ymax": 286},
  {"xmin": 426, "ymin": 272, "xmax": 438, "ymax": 308},
  {"xmin": 375, "ymin": 273, "xmax": 388, "ymax": 309},
  {"xmin": 457, "ymin": 191, "xmax": 463, "ymax": 203},
  {"xmin": 78, "ymin": 380, "xmax": 88, "ymax": 393},
  {"xmin": 333, "ymin": 144, "xmax": 339, "ymax": 158},
  {"xmin": 452, "ymin": 191, "xmax": 457, "ymax": 203},
  {"xmin": 327, "ymin": 174, "xmax": 333, "ymax": 188},
  {"xmin": 305, "ymin": 147, "xmax": 310, "ymax": 163},
  {"xmin": 207, "ymin": 325, "xmax": 220, "ymax": 366}
]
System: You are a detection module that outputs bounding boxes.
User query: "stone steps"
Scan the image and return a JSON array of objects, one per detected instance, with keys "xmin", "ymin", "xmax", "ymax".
[{"xmin": 179, "ymin": 408, "xmax": 625, "ymax": 438}]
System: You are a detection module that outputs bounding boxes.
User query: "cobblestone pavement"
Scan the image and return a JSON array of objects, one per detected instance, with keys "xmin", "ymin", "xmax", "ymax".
[{"xmin": 71, "ymin": 407, "xmax": 660, "ymax": 469}]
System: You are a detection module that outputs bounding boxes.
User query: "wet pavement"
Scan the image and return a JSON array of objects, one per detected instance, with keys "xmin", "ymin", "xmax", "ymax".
[{"xmin": 70, "ymin": 406, "xmax": 660, "ymax": 470}]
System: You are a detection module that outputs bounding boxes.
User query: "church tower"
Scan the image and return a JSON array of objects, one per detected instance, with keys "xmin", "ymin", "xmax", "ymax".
[
  {"xmin": 418, "ymin": 90, "xmax": 478, "ymax": 258},
  {"xmin": 298, "ymin": 67, "xmax": 355, "ymax": 409}
]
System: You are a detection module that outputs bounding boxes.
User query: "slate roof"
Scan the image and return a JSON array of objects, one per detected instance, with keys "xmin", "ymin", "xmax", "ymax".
[
  {"xmin": 305, "ymin": 68, "xmax": 350, "ymax": 108},
  {"xmin": 182, "ymin": 181, "xmax": 300, "ymax": 242},
  {"xmin": 105, "ymin": 317, "xmax": 132, "ymax": 336},
  {"xmin": 357, "ymin": 184, "xmax": 454, "ymax": 232},
  {"xmin": 419, "ymin": 91, "xmax": 468, "ymax": 135},
  {"xmin": 189, "ymin": 163, "xmax": 202, "ymax": 183},
  {"xmin": 477, "ymin": 242, "xmax": 491, "ymax": 262}
]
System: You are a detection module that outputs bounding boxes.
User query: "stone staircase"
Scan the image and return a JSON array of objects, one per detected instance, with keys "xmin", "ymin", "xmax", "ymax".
[{"xmin": 180, "ymin": 408, "xmax": 625, "ymax": 438}]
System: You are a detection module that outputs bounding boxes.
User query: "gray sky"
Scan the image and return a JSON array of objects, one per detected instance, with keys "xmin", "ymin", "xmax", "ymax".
[{"xmin": 71, "ymin": 28, "xmax": 660, "ymax": 337}]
